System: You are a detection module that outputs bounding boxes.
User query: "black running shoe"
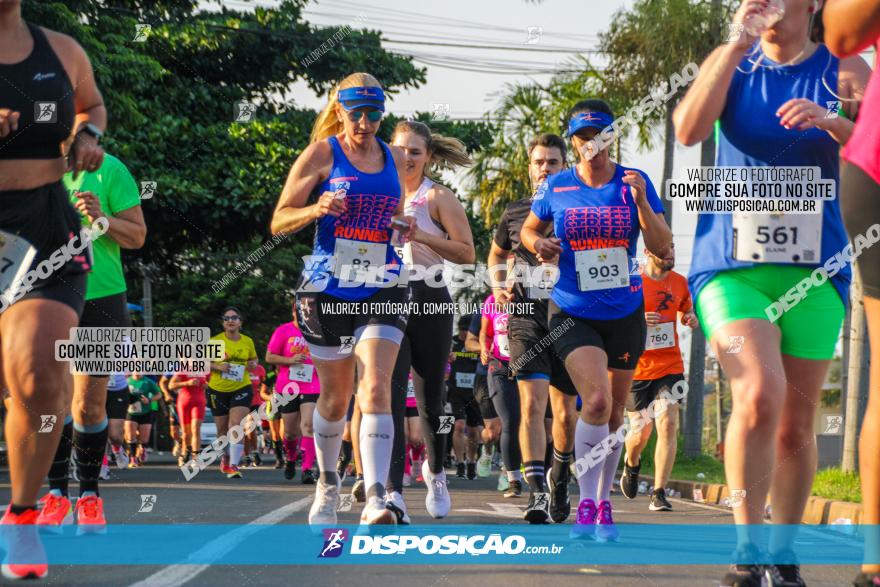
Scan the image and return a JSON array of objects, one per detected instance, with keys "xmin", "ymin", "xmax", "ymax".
[
  {"xmin": 503, "ymin": 479, "xmax": 522, "ymax": 498},
  {"xmin": 523, "ymin": 491, "xmax": 551, "ymax": 524},
  {"xmin": 649, "ymin": 488, "xmax": 673, "ymax": 511},
  {"xmin": 765, "ymin": 551, "xmax": 805, "ymax": 586},
  {"xmin": 619, "ymin": 456, "xmax": 640, "ymax": 499},
  {"xmin": 241, "ymin": 456, "xmax": 252, "ymax": 468},
  {"xmin": 721, "ymin": 545, "xmax": 767, "ymax": 587},
  {"xmin": 302, "ymin": 468, "xmax": 315, "ymax": 485},
  {"xmin": 252, "ymin": 452, "xmax": 262, "ymax": 467},
  {"xmin": 466, "ymin": 462, "xmax": 477, "ymax": 480},
  {"xmin": 456, "ymin": 462, "xmax": 466, "ymax": 478},
  {"xmin": 546, "ymin": 469, "xmax": 571, "ymax": 523},
  {"xmin": 274, "ymin": 457, "xmax": 285, "ymax": 470},
  {"xmin": 284, "ymin": 459, "xmax": 296, "ymax": 480},
  {"xmin": 853, "ymin": 572, "xmax": 880, "ymax": 587}
]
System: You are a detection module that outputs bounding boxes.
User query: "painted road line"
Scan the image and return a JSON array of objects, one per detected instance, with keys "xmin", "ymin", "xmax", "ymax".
[{"xmin": 128, "ymin": 496, "xmax": 311, "ymax": 587}]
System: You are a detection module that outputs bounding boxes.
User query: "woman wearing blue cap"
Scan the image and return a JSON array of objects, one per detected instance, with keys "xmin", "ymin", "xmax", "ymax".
[
  {"xmin": 674, "ymin": 0, "xmax": 870, "ymax": 584},
  {"xmin": 271, "ymin": 72, "xmax": 410, "ymax": 527},
  {"xmin": 521, "ymin": 99, "xmax": 671, "ymax": 542}
]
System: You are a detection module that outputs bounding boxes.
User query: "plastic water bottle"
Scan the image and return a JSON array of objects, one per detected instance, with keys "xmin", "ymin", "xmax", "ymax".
[
  {"xmin": 743, "ymin": 0, "xmax": 785, "ymax": 37},
  {"xmin": 696, "ymin": 472, "xmax": 706, "ymax": 480},
  {"xmin": 638, "ymin": 481, "xmax": 648, "ymax": 495}
]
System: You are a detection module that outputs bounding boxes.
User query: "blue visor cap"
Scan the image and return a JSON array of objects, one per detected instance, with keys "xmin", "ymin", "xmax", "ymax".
[
  {"xmin": 338, "ymin": 86, "xmax": 386, "ymax": 112},
  {"xmin": 566, "ymin": 111, "xmax": 614, "ymax": 137}
]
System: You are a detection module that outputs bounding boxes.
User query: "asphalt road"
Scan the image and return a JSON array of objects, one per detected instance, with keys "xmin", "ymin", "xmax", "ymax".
[{"xmin": 0, "ymin": 454, "xmax": 859, "ymax": 587}]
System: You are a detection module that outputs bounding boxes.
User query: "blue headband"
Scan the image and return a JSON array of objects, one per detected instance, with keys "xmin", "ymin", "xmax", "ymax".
[
  {"xmin": 338, "ymin": 86, "xmax": 386, "ymax": 112},
  {"xmin": 566, "ymin": 111, "xmax": 615, "ymax": 137}
]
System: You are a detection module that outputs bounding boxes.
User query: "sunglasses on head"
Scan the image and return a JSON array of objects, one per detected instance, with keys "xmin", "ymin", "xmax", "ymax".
[
  {"xmin": 223, "ymin": 315, "xmax": 241, "ymax": 322},
  {"xmin": 347, "ymin": 109, "xmax": 383, "ymax": 123}
]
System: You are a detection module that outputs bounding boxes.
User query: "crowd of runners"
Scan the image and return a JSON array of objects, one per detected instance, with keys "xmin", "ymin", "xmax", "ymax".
[{"xmin": 1, "ymin": 0, "xmax": 880, "ymax": 585}]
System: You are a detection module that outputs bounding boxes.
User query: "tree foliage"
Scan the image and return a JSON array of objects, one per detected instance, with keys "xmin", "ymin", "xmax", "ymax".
[{"xmin": 25, "ymin": 1, "xmax": 491, "ymax": 342}]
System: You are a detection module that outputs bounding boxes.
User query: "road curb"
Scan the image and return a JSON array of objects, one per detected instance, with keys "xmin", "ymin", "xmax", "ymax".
[{"xmin": 637, "ymin": 474, "xmax": 862, "ymax": 524}]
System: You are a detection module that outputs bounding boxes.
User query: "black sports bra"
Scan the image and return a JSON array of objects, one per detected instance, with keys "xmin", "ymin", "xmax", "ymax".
[{"xmin": 0, "ymin": 23, "xmax": 75, "ymax": 160}]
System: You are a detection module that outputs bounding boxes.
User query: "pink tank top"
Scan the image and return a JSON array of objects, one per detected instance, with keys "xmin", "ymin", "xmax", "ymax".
[{"xmin": 843, "ymin": 42, "xmax": 880, "ymax": 184}]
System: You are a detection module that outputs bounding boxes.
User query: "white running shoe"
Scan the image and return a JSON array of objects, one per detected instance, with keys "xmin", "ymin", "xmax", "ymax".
[
  {"xmin": 112, "ymin": 449, "xmax": 129, "ymax": 469},
  {"xmin": 99, "ymin": 464, "xmax": 111, "ymax": 480},
  {"xmin": 497, "ymin": 470, "xmax": 510, "ymax": 492},
  {"xmin": 308, "ymin": 479, "xmax": 341, "ymax": 528},
  {"xmin": 360, "ymin": 497, "xmax": 397, "ymax": 525},
  {"xmin": 402, "ymin": 472, "xmax": 412, "ymax": 487},
  {"xmin": 422, "ymin": 460, "xmax": 451, "ymax": 519},
  {"xmin": 384, "ymin": 491, "xmax": 411, "ymax": 525},
  {"xmin": 476, "ymin": 453, "xmax": 491, "ymax": 478}
]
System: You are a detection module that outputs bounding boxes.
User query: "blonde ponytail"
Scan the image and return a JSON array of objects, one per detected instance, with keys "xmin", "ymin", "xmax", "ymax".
[
  {"xmin": 391, "ymin": 120, "xmax": 472, "ymax": 179},
  {"xmin": 309, "ymin": 72, "xmax": 383, "ymax": 144}
]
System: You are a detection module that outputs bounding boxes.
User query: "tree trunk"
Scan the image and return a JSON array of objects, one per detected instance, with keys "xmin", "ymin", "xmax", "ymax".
[
  {"xmin": 842, "ymin": 273, "xmax": 870, "ymax": 472},
  {"xmin": 662, "ymin": 102, "xmax": 676, "ymax": 229},
  {"xmin": 684, "ymin": 133, "xmax": 715, "ymax": 457}
]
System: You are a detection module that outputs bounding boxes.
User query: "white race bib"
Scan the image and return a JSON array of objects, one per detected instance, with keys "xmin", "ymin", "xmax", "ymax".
[
  {"xmin": 222, "ymin": 364, "xmax": 245, "ymax": 381},
  {"xmin": 333, "ymin": 239, "xmax": 387, "ymax": 284},
  {"xmin": 526, "ymin": 264, "xmax": 557, "ymax": 300},
  {"xmin": 496, "ymin": 333, "xmax": 510, "ymax": 359},
  {"xmin": 406, "ymin": 378, "xmax": 415, "ymax": 399},
  {"xmin": 290, "ymin": 363, "xmax": 314, "ymax": 383},
  {"xmin": 0, "ymin": 230, "xmax": 37, "ymax": 304},
  {"xmin": 645, "ymin": 322, "xmax": 676, "ymax": 351},
  {"xmin": 732, "ymin": 212, "xmax": 822, "ymax": 265},
  {"xmin": 574, "ymin": 247, "xmax": 629, "ymax": 291},
  {"xmin": 455, "ymin": 372, "xmax": 476, "ymax": 389}
]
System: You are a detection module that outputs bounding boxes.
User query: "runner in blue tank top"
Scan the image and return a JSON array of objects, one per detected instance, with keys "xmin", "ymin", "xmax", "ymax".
[
  {"xmin": 271, "ymin": 72, "xmax": 411, "ymax": 528},
  {"xmin": 522, "ymin": 99, "xmax": 672, "ymax": 543},
  {"xmin": 674, "ymin": 1, "xmax": 870, "ymax": 585}
]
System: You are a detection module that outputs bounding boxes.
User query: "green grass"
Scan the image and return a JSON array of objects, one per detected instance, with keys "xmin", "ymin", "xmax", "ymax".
[
  {"xmin": 634, "ymin": 435, "xmax": 862, "ymax": 502},
  {"xmin": 812, "ymin": 468, "xmax": 861, "ymax": 503},
  {"xmin": 636, "ymin": 433, "xmax": 726, "ymax": 485}
]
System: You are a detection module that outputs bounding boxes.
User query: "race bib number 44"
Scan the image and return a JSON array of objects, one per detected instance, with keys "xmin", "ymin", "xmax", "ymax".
[
  {"xmin": 0, "ymin": 230, "xmax": 37, "ymax": 303},
  {"xmin": 333, "ymin": 239, "xmax": 387, "ymax": 284},
  {"xmin": 290, "ymin": 363, "xmax": 314, "ymax": 383},
  {"xmin": 732, "ymin": 212, "xmax": 822, "ymax": 264},
  {"xmin": 574, "ymin": 247, "xmax": 629, "ymax": 291},
  {"xmin": 645, "ymin": 322, "xmax": 675, "ymax": 351}
]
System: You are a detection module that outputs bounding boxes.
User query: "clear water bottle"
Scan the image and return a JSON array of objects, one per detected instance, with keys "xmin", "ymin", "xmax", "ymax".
[{"xmin": 743, "ymin": 0, "xmax": 786, "ymax": 37}]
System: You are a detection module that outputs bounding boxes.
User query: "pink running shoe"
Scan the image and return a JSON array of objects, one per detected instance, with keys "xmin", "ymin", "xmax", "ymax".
[
  {"xmin": 595, "ymin": 500, "xmax": 620, "ymax": 542},
  {"xmin": 569, "ymin": 498, "xmax": 597, "ymax": 540}
]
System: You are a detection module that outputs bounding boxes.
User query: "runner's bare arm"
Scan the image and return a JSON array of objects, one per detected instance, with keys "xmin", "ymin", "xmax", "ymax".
[
  {"xmin": 271, "ymin": 141, "xmax": 338, "ymax": 236},
  {"xmin": 414, "ymin": 185, "xmax": 475, "ymax": 264},
  {"xmin": 265, "ymin": 351, "xmax": 297, "ymax": 366},
  {"xmin": 521, "ymin": 212, "xmax": 561, "ymax": 262},
  {"xmin": 824, "ymin": 0, "xmax": 880, "ymax": 57},
  {"xmin": 488, "ymin": 241, "xmax": 512, "ymax": 300},
  {"xmin": 391, "ymin": 145, "xmax": 409, "ymax": 218}
]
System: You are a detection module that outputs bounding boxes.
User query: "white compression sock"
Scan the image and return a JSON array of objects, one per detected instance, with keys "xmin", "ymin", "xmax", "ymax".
[
  {"xmin": 358, "ymin": 413, "xmax": 394, "ymax": 501},
  {"xmin": 229, "ymin": 442, "xmax": 244, "ymax": 466},
  {"xmin": 313, "ymin": 409, "xmax": 346, "ymax": 485},
  {"xmin": 598, "ymin": 430, "xmax": 624, "ymax": 502},
  {"xmin": 575, "ymin": 419, "xmax": 609, "ymax": 504}
]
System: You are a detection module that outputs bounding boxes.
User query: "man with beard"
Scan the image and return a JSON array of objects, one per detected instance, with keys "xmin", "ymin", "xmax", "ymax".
[{"xmin": 619, "ymin": 242, "xmax": 698, "ymax": 512}]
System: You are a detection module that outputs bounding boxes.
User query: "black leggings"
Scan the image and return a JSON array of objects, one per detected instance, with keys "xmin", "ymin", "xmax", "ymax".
[
  {"xmin": 488, "ymin": 358, "xmax": 521, "ymax": 472},
  {"xmin": 389, "ymin": 280, "xmax": 454, "ymax": 483},
  {"xmin": 386, "ymin": 336, "xmax": 411, "ymax": 494},
  {"xmin": 841, "ymin": 162, "xmax": 880, "ymax": 300}
]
